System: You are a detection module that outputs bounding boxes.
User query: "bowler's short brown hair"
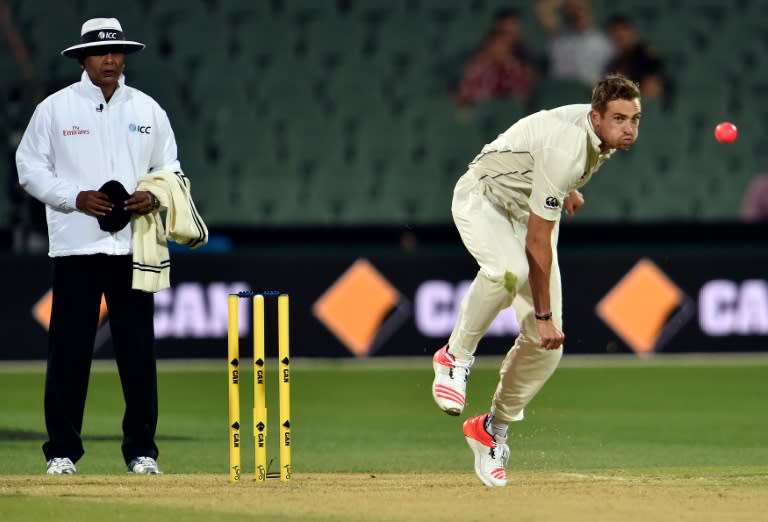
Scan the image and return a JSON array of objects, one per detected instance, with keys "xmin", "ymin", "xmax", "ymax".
[{"xmin": 591, "ymin": 73, "xmax": 640, "ymax": 114}]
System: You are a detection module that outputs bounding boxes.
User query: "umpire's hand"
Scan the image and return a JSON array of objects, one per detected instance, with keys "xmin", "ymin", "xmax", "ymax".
[
  {"xmin": 76, "ymin": 190, "xmax": 113, "ymax": 217},
  {"xmin": 124, "ymin": 191, "xmax": 157, "ymax": 215}
]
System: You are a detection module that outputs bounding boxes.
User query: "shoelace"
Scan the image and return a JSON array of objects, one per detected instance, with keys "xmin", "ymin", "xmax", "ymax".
[
  {"xmin": 448, "ymin": 366, "xmax": 471, "ymax": 381},
  {"xmin": 48, "ymin": 458, "xmax": 75, "ymax": 473},
  {"xmin": 490, "ymin": 443, "xmax": 510, "ymax": 467},
  {"xmin": 451, "ymin": 355, "xmax": 475, "ymax": 369},
  {"xmin": 448, "ymin": 354, "xmax": 474, "ymax": 381},
  {"xmin": 133, "ymin": 457, "xmax": 157, "ymax": 469}
]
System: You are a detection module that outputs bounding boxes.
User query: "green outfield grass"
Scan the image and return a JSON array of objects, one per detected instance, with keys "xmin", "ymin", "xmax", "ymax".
[
  {"xmin": 1, "ymin": 355, "xmax": 767, "ymax": 521},
  {"xmin": 1, "ymin": 356, "xmax": 767, "ymax": 474}
]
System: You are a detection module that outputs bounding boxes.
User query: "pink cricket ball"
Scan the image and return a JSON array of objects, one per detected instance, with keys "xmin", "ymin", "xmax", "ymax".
[{"xmin": 714, "ymin": 122, "xmax": 738, "ymax": 144}]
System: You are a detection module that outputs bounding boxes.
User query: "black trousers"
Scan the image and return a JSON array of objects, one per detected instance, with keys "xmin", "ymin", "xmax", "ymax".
[{"xmin": 42, "ymin": 254, "xmax": 159, "ymax": 465}]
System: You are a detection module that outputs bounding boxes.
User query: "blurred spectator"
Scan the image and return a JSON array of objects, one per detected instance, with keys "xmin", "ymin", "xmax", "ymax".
[
  {"xmin": 605, "ymin": 14, "xmax": 670, "ymax": 107},
  {"xmin": 8, "ymin": 81, "xmax": 50, "ymax": 254},
  {"xmin": 535, "ymin": 0, "xmax": 614, "ymax": 86},
  {"xmin": 741, "ymin": 174, "xmax": 768, "ymax": 222},
  {"xmin": 455, "ymin": 8, "xmax": 537, "ymax": 107}
]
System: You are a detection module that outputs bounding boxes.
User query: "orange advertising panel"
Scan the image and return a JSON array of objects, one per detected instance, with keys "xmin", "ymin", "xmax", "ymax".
[
  {"xmin": 313, "ymin": 259, "xmax": 400, "ymax": 356},
  {"xmin": 596, "ymin": 259, "xmax": 683, "ymax": 355}
]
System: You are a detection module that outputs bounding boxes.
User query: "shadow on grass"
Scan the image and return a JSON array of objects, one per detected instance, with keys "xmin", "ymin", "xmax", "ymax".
[{"xmin": 0, "ymin": 428, "xmax": 195, "ymax": 442}]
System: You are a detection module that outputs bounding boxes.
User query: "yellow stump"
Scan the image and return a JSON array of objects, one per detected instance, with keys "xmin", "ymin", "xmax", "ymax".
[
  {"xmin": 253, "ymin": 295, "xmax": 267, "ymax": 482},
  {"xmin": 227, "ymin": 295, "xmax": 241, "ymax": 483},
  {"xmin": 278, "ymin": 294, "xmax": 292, "ymax": 481}
]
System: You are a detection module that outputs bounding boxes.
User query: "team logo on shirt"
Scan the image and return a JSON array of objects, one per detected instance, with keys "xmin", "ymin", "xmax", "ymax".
[
  {"xmin": 545, "ymin": 197, "xmax": 560, "ymax": 209},
  {"xmin": 128, "ymin": 123, "xmax": 152, "ymax": 134}
]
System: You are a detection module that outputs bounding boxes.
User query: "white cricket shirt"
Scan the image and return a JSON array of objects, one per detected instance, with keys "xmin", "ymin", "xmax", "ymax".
[
  {"xmin": 468, "ymin": 103, "xmax": 613, "ymax": 222},
  {"xmin": 16, "ymin": 71, "xmax": 181, "ymax": 257}
]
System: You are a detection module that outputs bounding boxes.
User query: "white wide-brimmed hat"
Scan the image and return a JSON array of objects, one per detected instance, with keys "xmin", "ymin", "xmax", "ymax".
[{"xmin": 61, "ymin": 18, "xmax": 145, "ymax": 59}]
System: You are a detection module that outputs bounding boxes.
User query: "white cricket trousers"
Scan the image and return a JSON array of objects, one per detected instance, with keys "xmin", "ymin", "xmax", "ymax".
[{"xmin": 448, "ymin": 172, "xmax": 563, "ymax": 423}]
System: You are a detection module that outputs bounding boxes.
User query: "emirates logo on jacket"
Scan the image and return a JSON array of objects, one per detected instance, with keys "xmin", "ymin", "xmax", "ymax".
[{"xmin": 62, "ymin": 125, "xmax": 90, "ymax": 136}]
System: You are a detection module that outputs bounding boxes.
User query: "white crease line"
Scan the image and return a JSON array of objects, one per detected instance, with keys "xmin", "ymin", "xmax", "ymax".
[{"xmin": 557, "ymin": 472, "xmax": 630, "ymax": 481}]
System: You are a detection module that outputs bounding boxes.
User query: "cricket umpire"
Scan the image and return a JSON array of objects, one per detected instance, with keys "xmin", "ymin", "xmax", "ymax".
[{"xmin": 16, "ymin": 17, "xmax": 183, "ymax": 475}]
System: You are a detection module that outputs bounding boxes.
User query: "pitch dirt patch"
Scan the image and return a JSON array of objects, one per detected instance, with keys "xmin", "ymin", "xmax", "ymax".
[{"xmin": 2, "ymin": 471, "xmax": 767, "ymax": 521}]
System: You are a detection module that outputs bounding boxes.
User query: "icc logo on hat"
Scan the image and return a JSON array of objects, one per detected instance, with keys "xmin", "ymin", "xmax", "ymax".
[{"xmin": 61, "ymin": 18, "xmax": 145, "ymax": 58}]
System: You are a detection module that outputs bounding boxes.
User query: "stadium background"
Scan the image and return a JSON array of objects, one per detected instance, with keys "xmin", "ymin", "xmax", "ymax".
[{"xmin": 1, "ymin": 0, "xmax": 766, "ymax": 359}]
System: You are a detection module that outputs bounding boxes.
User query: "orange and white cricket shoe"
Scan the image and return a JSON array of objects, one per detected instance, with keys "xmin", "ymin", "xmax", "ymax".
[
  {"xmin": 432, "ymin": 345, "xmax": 474, "ymax": 416},
  {"xmin": 463, "ymin": 414, "xmax": 509, "ymax": 487}
]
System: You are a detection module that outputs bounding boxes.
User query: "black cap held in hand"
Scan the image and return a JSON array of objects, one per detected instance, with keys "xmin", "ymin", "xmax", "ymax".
[{"xmin": 97, "ymin": 180, "xmax": 132, "ymax": 232}]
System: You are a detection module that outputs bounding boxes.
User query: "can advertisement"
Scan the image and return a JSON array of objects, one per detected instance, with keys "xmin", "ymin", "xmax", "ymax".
[{"xmin": 1, "ymin": 248, "xmax": 766, "ymax": 360}]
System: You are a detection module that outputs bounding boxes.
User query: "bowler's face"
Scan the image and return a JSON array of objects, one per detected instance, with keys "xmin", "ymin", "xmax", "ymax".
[
  {"xmin": 82, "ymin": 46, "xmax": 125, "ymax": 90},
  {"xmin": 591, "ymin": 98, "xmax": 641, "ymax": 151}
]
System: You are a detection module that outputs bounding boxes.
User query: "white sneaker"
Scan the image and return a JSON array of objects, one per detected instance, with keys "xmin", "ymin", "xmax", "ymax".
[
  {"xmin": 432, "ymin": 345, "xmax": 474, "ymax": 416},
  {"xmin": 463, "ymin": 414, "xmax": 509, "ymax": 487},
  {"xmin": 128, "ymin": 456, "xmax": 162, "ymax": 474},
  {"xmin": 46, "ymin": 457, "xmax": 76, "ymax": 475}
]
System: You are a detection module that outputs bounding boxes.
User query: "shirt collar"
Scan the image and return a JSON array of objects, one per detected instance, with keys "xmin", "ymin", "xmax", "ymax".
[{"xmin": 79, "ymin": 70, "xmax": 126, "ymax": 102}]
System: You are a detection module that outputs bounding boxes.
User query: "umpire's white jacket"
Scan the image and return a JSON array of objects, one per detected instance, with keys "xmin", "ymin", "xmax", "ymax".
[{"xmin": 16, "ymin": 70, "xmax": 181, "ymax": 257}]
